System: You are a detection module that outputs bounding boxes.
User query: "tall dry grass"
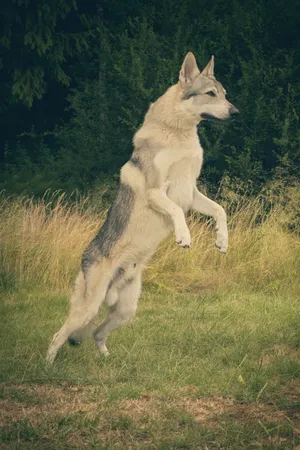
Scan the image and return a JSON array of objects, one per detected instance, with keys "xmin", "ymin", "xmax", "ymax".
[
  {"xmin": 0, "ymin": 191, "xmax": 105, "ymax": 291},
  {"xmin": 1, "ymin": 180, "xmax": 299, "ymax": 294},
  {"xmin": 150, "ymin": 178, "xmax": 300, "ymax": 292}
]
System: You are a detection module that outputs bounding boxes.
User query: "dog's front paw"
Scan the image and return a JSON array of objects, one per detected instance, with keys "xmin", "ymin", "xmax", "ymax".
[
  {"xmin": 215, "ymin": 229, "xmax": 228, "ymax": 254},
  {"xmin": 175, "ymin": 226, "xmax": 191, "ymax": 249}
]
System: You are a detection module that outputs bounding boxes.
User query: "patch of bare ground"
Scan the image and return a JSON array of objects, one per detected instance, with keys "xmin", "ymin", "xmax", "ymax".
[
  {"xmin": 260, "ymin": 344, "xmax": 300, "ymax": 367},
  {"xmin": 181, "ymin": 396, "xmax": 296, "ymax": 425},
  {"xmin": 121, "ymin": 383, "xmax": 300, "ymax": 430},
  {"xmin": 1, "ymin": 381, "xmax": 299, "ymax": 432},
  {"xmin": 280, "ymin": 379, "xmax": 300, "ymax": 404},
  {"xmin": 0, "ymin": 383, "xmax": 101, "ymax": 427}
]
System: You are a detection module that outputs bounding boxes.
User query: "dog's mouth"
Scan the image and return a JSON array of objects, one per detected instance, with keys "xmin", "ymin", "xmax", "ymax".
[{"xmin": 200, "ymin": 113, "xmax": 231, "ymax": 122}]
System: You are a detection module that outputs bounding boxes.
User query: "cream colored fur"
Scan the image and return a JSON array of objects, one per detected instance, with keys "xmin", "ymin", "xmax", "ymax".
[{"xmin": 46, "ymin": 53, "xmax": 235, "ymax": 364}]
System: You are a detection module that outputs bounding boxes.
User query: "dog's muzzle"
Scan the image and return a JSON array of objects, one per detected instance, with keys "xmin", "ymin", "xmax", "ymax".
[
  {"xmin": 201, "ymin": 105, "xmax": 240, "ymax": 122},
  {"xmin": 229, "ymin": 105, "xmax": 239, "ymax": 116}
]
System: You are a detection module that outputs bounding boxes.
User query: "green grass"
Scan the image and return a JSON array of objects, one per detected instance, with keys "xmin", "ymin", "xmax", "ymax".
[
  {"xmin": 0, "ymin": 186, "xmax": 299, "ymax": 448},
  {"xmin": 1, "ymin": 284, "xmax": 299, "ymax": 448}
]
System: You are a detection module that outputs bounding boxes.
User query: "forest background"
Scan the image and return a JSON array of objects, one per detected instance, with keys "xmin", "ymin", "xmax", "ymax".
[{"xmin": 1, "ymin": 0, "xmax": 299, "ymax": 197}]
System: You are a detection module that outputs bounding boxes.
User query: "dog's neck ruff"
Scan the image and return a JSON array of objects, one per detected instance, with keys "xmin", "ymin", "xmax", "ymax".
[{"xmin": 145, "ymin": 84, "xmax": 200, "ymax": 131}]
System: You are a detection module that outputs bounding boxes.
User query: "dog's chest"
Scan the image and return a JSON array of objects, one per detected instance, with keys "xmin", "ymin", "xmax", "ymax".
[
  {"xmin": 166, "ymin": 159, "xmax": 199, "ymax": 212},
  {"xmin": 167, "ymin": 145, "xmax": 203, "ymax": 212}
]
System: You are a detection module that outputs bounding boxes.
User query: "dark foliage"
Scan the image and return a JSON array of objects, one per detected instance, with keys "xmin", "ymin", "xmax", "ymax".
[{"xmin": 1, "ymin": 0, "xmax": 299, "ymax": 194}]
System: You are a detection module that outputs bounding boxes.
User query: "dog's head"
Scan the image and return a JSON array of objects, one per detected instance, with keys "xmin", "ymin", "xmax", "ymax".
[{"xmin": 178, "ymin": 52, "xmax": 239, "ymax": 122}]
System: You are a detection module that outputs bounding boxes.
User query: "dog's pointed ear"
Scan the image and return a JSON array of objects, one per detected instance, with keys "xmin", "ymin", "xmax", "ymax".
[
  {"xmin": 202, "ymin": 55, "xmax": 215, "ymax": 77},
  {"xmin": 179, "ymin": 52, "xmax": 200, "ymax": 89}
]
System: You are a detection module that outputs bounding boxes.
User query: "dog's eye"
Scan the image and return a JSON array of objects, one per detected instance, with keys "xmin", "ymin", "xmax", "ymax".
[
  {"xmin": 183, "ymin": 92, "xmax": 197, "ymax": 100},
  {"xmin": 206, "ymin": 91, "xmax": 216, "ymax": 97}
]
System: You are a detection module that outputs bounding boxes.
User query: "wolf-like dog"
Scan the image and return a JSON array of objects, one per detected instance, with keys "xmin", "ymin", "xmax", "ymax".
[{"xmin": 46, "ymin": 52, "xmax": 239, "ymax": 363}]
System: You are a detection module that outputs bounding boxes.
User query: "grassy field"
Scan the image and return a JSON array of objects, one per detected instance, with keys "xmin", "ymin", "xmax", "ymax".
[{"xmin": 1, "ymin": 183, "xmax": 299, "ymax": 449}]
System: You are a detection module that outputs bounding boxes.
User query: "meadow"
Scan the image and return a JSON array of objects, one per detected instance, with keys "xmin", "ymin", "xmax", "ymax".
[{"xmin": 0, "ymin": 181, "xmax": 299, "ymax": 449}]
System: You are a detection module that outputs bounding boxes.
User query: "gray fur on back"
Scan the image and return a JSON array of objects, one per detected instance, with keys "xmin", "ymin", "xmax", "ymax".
[
  {"xmin": 81, "ymin": 183, "xmax": 134, "ymax": 271},
  {"xmin": 130, "ymin": 140, "xmax": 160, "ymax": 189}
]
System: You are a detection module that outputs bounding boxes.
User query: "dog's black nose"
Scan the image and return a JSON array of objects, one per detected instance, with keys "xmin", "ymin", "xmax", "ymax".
[{"xmin": 229, "ymin": 106, "xmax": 239, "ymax": 115}]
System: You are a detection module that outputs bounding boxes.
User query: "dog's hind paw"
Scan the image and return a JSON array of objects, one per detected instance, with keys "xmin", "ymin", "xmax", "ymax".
[
  {"xmin": 99, "ymin": 344, "xmax": 110, "ymax": 357},
  {"xmin": 45, "ymin": 350, "xmax": 56, "ymax": 364}
]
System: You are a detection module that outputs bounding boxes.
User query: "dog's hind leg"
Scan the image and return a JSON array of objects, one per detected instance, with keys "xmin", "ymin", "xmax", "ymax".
[
  {"xmin": 46, "ymin": 263, "xmax": 113, "ymax": 364},
  {"xmin": 68, "ymin": 284, "xmax": 119, "ymax": 346},
  {"xmin": 93, "ymin": 270, "xmax": 141, "ymax": 356}
]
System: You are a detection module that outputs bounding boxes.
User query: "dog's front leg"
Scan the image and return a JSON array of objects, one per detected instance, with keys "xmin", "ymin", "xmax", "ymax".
[
  {"xmin": 192, "ymin": 187, "xmax": 228, "ymax": 254},
  {"xmin": 148, "ymin": 186, "xmax": 191, "ymax": 248}
]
